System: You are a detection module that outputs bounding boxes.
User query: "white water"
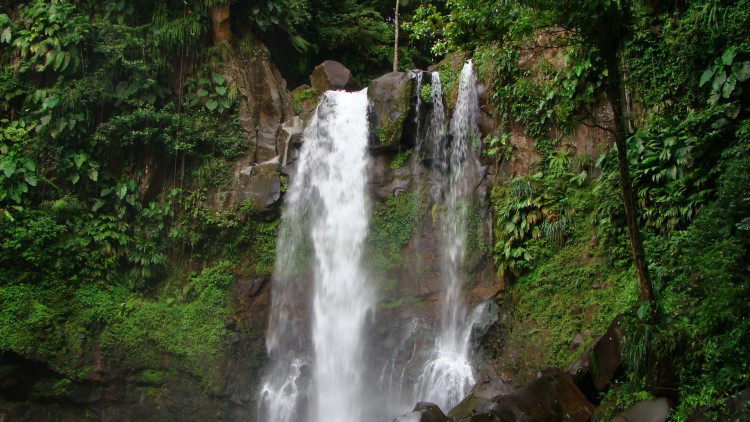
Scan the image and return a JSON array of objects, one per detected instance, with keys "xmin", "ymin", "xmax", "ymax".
[
  {"xmin": 259, "ymin": 89, "xmax": 373, "ymax": 422},
  {"xmin": 417, "ymin": 61, "xmax": 481, "ymax": 411}
]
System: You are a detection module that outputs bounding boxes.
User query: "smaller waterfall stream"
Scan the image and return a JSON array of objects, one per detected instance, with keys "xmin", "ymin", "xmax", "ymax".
[{"xmin": 417, "ymin": 61, "xmax": 481, "ymax": 411}]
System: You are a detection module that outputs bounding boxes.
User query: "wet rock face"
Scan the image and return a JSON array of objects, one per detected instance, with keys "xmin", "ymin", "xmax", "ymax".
[
  {"xmin": 277, "ymin": 116, "xmax": 305, "ymax": 168},
  {"xmin": 368, "ymin": 71, "xmax": 413, "ymax": 150},
  {"xmin": 235, "ymin": 160, "xmax": 282, "ymax": 209},
  {"xmin": 224, "ymin": 39, "xmax": 292, "ymax": 163},
  {"xmin": 310, "ymin": 60, "xmax": 358, "ymax": 93},
  {"xmin": 471, "ymin": 368, "xmax": 595, "ymax": 422}
]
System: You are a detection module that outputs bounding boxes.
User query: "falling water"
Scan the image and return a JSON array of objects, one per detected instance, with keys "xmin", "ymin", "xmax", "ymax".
[
  {"xmin": 259, "ymin": 89, "xmax": 373, "ymax": 422},
  {"xmin": 417, "ymin": 61, "xmax": 481, "ymax": 411}
]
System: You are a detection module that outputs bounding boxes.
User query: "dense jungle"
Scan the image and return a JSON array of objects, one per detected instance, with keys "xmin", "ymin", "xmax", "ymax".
[{"xmin": 0, "ymin": 0, "xmax": 748, "ymax": 421}]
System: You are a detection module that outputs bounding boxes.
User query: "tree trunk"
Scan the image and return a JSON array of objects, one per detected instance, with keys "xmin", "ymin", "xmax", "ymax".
[
  {"xmin": 393, "ymin": 0, "xmax": 399, "ymax": 72},
  {"xmin": 605, "ymin": 51, "xmax": 655, "ymax": 305}
]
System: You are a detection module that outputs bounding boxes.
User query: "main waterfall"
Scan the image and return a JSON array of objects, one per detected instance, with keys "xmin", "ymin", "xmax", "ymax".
[{"xmin": 259, "ymin": 89, "xmax": 373, "ymax": 422}]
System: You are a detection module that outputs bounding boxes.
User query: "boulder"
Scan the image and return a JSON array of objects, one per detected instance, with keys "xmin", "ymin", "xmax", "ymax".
[
  {"xmin": 393, "ymin": 402, "xmax": 449, "ymax": 422},
  {"xmin": 447, "ymin": 380, "xmax": 514, "ymax": 421},
  {"xmin": 611, "ymin": 398, "xmax": 670, "ymax": 422},
  {"xmin": 235, "ymin": 160, "xmax": 281, "ymax": 210},
  {"xmin": 310, "ymin": 60, "xmax": 357, "ymax": 94},
  {"xmin": 565, "ymin": 316, "xmax": 626, "ymax": 404},
  {"xmin": 368, "ymin": 71, "xmax": 413, "ymax": 150},
  {"xmin": 566, "ymin": 344, "xmax": 597, "ymax": 404},
  {"xmin": 474, "ymin": 368, "xmax": 595, "ymax": 422},
  {"xmin": 591, "ymin": 317, "xmax": 625, "ymax": 391}
]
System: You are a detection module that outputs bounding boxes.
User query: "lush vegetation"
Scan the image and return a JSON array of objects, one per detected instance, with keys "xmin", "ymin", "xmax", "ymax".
[
  {"xmin": 407, "ymin": 0, "xmax": 750, "ymax": 419},
  {"xmin": 0, "ymin": 0, "xmax": 286, "ymax": 397},
  {"xmin": 2, "ymin": 0, "xmax": 749, "ymax": 419}
]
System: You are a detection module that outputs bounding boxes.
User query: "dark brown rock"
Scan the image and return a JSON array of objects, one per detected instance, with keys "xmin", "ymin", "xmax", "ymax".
[
  {"xmin": 475, "ymin": 368, "xmax": 595, "ymax": 422},
  {"xmin": 448, "ymin": 380, "xmax": 515, "ymax": 421},
  {"xmin": 310, "ymin": 60, "xmax": 357, "ymax": 94},
  {"xmin": 591, "ymin": 317, "xmax": 625, "ymax": 391},
  {"xmin": 413, "ymin": 402, "xmax": 449, "ymax": 422},
  {"xmin": 225, "ymin": 39, "xmax": 292, "ymax": 163},
  {"xmin": 393, "ymin": 402, "xmax": 449, "ymax": 422},
  {"xmin": 367, "ymin": 71, "xmax": 413, "ymax": 150},
  {"xmin": 235, "ymin": 161, "xmax": 282, "ymax": 210}
]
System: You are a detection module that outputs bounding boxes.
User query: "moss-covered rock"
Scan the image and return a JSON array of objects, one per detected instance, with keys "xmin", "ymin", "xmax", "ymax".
[{"xmin": 367, "ymin": 71, "xmax": 413, "ymax": 150}]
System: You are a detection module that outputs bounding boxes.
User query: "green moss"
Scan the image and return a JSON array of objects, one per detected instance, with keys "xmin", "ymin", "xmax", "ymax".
[
  {"xmin": 390, "ymin": 149, "xmax": 412, "ymax": 170},
  {"xmin": 99, "ymin": 263, "xmax": 234, "ymax": 390},
  {"xmin": 135, "ymin": 369, "xmax": 167, "ymax": 385},
  {"xmin": 378, "ymin": 113, "xmax": 408, "ymax": 145},
  {"xmin": 437, "ymin": 62, "xmax": 461, "ymax": 109},
  {"xmin": 292, "ymin": 87, "xmax": 318, "ymax": 104},
  {"xmin": 366, "ymin": 192, "xmax": 423, "ymax": 271},
  {"xmin": 378, "ymin": 294, "xmax": 423, "ymax": 309},
  {"xmin": 503, "ymin": 240, "xmax": 638, "ymax": 372},
  {"xmin": 419, "ymin": 83, "xmax": 433, "ymax": 103}
]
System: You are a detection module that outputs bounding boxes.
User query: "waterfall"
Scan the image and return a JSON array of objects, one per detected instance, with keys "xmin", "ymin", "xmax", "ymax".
[
  {"xmin": 259, "ymin": 89, "xmax": 373, "ymax": 422},
  {"xmin": 416, "ymin": 61, "xmax": 481, "ymax": 411}
]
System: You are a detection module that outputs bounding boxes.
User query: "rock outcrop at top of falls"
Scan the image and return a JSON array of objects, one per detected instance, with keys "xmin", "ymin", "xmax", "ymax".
[
  {"xmin": 367, "ymin": 71, "xmax": 413, "ymax": 150},
  {"xmin": 310, "ymin": 60, "xmax": 358, "ymax": 93}
]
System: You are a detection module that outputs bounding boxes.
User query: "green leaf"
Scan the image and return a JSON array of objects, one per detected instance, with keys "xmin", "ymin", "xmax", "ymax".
[
  {"xmin": 215, "ymin": 86, "xmax": 227, "ymax": 96},
  {"xmin": 721, "ymin": 48, "xmax": 736, "ymax": 66},
  {"xmin": 197, "ymin": 88, "xmax": 208, "ymax": 97},
  {"xmin": 54, "ymin": 51, "xmax": 65, "ymax": 71},
  {"xmin": 722, "ymin": 76, "xmax": 736, "ymax": 98},
  {"xmin": 24, "ymin": 172, "xmax": 37, "ymax": 186},
  {"xmin": 711, "ymin": 72, "xmax": 727, "ymax": 92},
  {"xmin": 636, "ymin": 301, "xmax": 650, "ymax": 320},
  {"xmin": 43, "ymin": 95, "xmax": 59, "ymax": 110},
  {"xmin": 88, "ymin": 168, "xmax": 98, "ymax": 182},
  {"xmin": 74, "ymin": 153, "xmax": 86, "ymax": 169},
  {"xmin": 0, "ymin": 159, "xmax": 16, "ymax": 177},
  {"xmin": 732, "ymin": 61, "xmax": 750, "ymax": 82},
  {"xmin": 92, "ymin": 199, "xmax": 105, "ymax": 212},
  {"xmin": 1, "ymin": 27, "xmax": 10, "ymax": 44},
  {"xmin": 70, "ymin": 173, "xmax": 80, "ymax": 184},
  {"xmin": 117, "ymin": 184, "xmax": 127, "ymax": 200},
  {"xmin": 205, "ymin": 99, "xmax": 219, "ymax": 111},
  {"xmin": 212, "ymin": 73, "xmax": 225, "ymax": 85},
  {"xmin": 699, "ymin": 68, "xmax": 714, "ymax": 87},
  {"xmin": 3, "ymin": 209, "xmax": 14, "ymax": 221}
]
